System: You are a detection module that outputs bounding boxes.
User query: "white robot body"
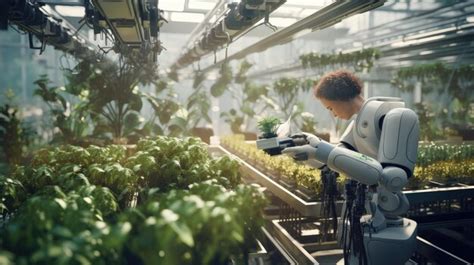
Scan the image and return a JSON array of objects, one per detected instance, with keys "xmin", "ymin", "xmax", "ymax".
[{"xmin": 312, "ymin": 97, "xmax": 420, "ymax": 265}]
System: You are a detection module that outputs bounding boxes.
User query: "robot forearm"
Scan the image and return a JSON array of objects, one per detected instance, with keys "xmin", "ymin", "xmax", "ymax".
[{"xmin": 314, "ymin": 141, "xmax": 383, "ymax": 185}]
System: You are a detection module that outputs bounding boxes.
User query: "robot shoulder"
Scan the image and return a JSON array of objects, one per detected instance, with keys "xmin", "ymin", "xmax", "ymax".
[
  {"xmin": 353, "ymin": 98, "xmax": 405, "ymax": 157},
  {"xmin": 378, "ymin": 108, "xmax": 420, "ymax": 177}
]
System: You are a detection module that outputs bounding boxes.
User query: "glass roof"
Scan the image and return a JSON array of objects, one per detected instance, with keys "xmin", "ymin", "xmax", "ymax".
[{"xmin": 159, "ymin": 0, "xmax": 330, "ymax": 26}]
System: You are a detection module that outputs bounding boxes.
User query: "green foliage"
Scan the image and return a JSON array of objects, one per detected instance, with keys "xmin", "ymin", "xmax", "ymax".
[
  {"xmin": 300, "ymin": 112, "xmax": 318, "ymax": 133},
  {"xmin": 392, "ymin": 62, "xmax": 474, "ymax": 138},
  {"xmin": 34, "ymin": 75, "xmax": 92, "ymax": 144},
  {"xmin": 11, "ymin": 145, "xmax": 134, "ymax": 206},
  {"xmin": 0, "ymin": 176, "xmax": 27, "ymax": 217},
  {"xmin": 413, "ymin": 102, "xmax": 444, "ymax": 141},
  {"xmin": 0, "ymin": 105, "xmax": 30, "ymax": 166},
  {"xmin": 417, "ymin": 143, "xmax": 474, "ymax": 168},
  {"xmin": 55, "ymin": 53, "xmax": 163, "ymax": 143},
  {"xmin": 300, "ymin": 48, "xmax": 380, "ymax": 72},
  {"xmin": 0, "ymin": 186, "xmax": 122, "ymax": 265},
  {"xmin": 0, "ymin": 137, "xmax": 267, "ymax": 265},
  {"xmin": 257, "ymin": 117, "xmax": 280, "ymax": 138},
  {"xmin": 235, "ymin": 60, "xmax": 253, "ymax": 84},
  {"xmin": 220, "ymin": 109, "xmax": 245, "ymax": 134},
  {"xmin": 243, "ymin": 82, "xmax": 268, "ymax": 103},
  {"xmin": 127, "ymin": 137, "xmax": 242, "ymax": 193},
  {"xmin": 186, "ymin": 89, "xmax": 212, "ymax": 128},
  {"xmin": 120, "ymin": 180, "xmax": 267, "ymax": 265},
  {"xmin": 210, "ymin": 64, "xmax": 233, "ymax": 97},
  {"xmin": 273, "ymin": 77, "xmax": 300, "ymax": 114},
  {"xmin": 271, "ymin": 77, "xmax": 306, "ymax": 122}
]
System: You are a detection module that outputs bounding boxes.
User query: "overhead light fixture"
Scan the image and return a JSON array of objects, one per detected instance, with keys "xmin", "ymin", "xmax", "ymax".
[
  {"xmin": 170, "ymin": 12, "xmax": 205, "ymax": 23},
  {"xmin": 159, "ymin": 0, "xmax": 185, "ymax": 12},
  {"xmin": 270, "ymin": 17, "xmax": 297, "ymax": 28},
  {"xmin": 188, "ymin": 0, "xmax": 216, "ymax": 10},
  {"xmin": 54, "ymin": 6, "xmax": 85, "ymax": 17}
]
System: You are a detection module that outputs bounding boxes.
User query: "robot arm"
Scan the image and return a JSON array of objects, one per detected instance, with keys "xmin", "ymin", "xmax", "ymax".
[
  {"xmin": 283, "ymin": 108, "xmax": 419, "ymax": 191},
  {"xmin": 314, "ymin": 141, "xmax": 383, "ymax": 185}
]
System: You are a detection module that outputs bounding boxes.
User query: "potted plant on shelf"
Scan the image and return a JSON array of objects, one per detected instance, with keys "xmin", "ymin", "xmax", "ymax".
[
  {"xmin": 257, "ymin": 116, "xmax": 280, "ymax": 139},
  {"xmin": 187, "ymin": 88, "xmax": 213, "ymax": 144}
]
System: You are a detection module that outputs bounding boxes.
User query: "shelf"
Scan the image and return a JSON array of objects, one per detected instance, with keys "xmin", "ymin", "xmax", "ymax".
[{"xmin": 212, "ymin": 145, "xmax": 343, "ymax": 217}]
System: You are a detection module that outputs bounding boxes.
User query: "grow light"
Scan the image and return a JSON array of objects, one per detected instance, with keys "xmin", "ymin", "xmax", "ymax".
[{"xmin": 54, "ymin": 6, "xmax": 85, "ymax": 17}]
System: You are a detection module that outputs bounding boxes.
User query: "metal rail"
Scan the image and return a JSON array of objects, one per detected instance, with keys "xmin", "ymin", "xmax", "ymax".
[
  {"xmin": 199, "ymin": 0, "xmax": 386, "ymax": 74},
  {"xmin": 415, "ymin": 236, "xmax": 471, "ymax": 265}
]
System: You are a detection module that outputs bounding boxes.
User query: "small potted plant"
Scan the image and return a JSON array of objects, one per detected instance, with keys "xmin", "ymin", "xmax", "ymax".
[{"xmin": 257, "ymin": 117, "xmax": 280, "ymax": 139}]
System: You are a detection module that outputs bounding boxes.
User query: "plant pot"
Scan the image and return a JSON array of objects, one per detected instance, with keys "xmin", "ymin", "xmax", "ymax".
[{"xmin": 191, "ymin": 127, "xmax": 214, "ymax": 144}]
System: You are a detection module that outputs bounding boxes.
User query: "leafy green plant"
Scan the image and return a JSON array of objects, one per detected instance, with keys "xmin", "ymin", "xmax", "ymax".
[
  {"xmin": 392, "ymin": 62, "xmax": 474, "ymax": 139},
  {"xmin": 220, "ymin": 109, "xmax": 245, "ymax": 134},
  {"xmin": 34, "ymin": 75, "xmax": 91, "ymax": 145},
  {"xmin": 235, "ymin": 60, "xmax": 253, "ymax": 84},
  {"xmin": 62, "ymin": 53, "xmax": 162, "ymax": 143},
  {"xmin": 11, "ymin": 144, "xmax": 136, "ymax": 207},
  {"xmin": 126, "ymin": 137, "xmax": 242, "ymax": 193},
  {"xmin": 220, "ymin": 81, "xmax": 271, "ymax": 134},
  {"xmin": 300, "ymin": 112, "xmax": 318, "ymax": 133},
  {"xmin": 142, "ymin": 83, "xmax": 181, "ymax": 138},
  {"xmin": 300, "ymin": 48, "xmax": 381, "ymax": 72},
  {"xmin": 186, "ymin": 89, "xmax": 212, "ymax": 128},
  {"xmin": 0, "ymin": 176, "xmax": 27, "ymax": 218},
  {"xmin": 273, "ymin": 77, "xmax": 301, "ymax": 116},
  {"xmin": 0, "ymin": 104, "xmax": 30, "ymax": 166},
  {"xmin": 0, "ymin": 185, "xmax": 123, "ymax": 265},
  {"xmin": 210, "ymin": 64, "xmax": 233, "ymax": 97},
  {"xmin": 1, "ymin": 136, "xmax": 266, "ymax": 265},
  {"xmin": 413, "ymin": 102, "xmax": 444, "ymax": 141},
  {"xmin": 119, "ymin": 180, "xmax": 267, "ymax": 265},
  {"xmin": 417, "ymin": 143, "xmax": 474, "ymax": 168},
  {"xmin": 257, "ymin": 117, "xmax": 280, "ymax": 138}
]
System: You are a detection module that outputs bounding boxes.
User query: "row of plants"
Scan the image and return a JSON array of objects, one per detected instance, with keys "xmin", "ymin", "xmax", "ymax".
[
  {"xmin": 417, "ymin": 143, "xmax": 474, "ymax": 168},
  {"xmin": 192, "ymin": 60, "xmax": 322, "ymax": 139},
  {"xmin": 0, "ymin": 136, "xmax": 267, "ymax": 264},
  {"xmin": 220, "ymin": 135, "xmax": 473, "ymax": 192},
  {"xmin": 391, "ymin": 62, "xmax": 473, "ymax": 141},
  {"xmin": 411, "ymin": 159, "xmax": 474, "ymax": 189},
  {"xmin": 0, "ymin": 61, "xmax": 216, "ymax": 174},
  {"xmin": 300, "ymin": 48, "xmax": 381, "ymax": 72},
  {"xmin": 220, "ymin": 134, "xmax": 346, "ymax": 199}
]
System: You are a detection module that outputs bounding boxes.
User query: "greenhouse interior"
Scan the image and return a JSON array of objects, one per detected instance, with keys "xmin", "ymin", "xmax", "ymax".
[{"xmin": 0, "ymin": 0, "xmax": 473, "ymax": 264}]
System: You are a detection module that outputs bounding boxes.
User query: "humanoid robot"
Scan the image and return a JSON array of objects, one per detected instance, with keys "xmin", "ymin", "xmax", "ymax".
[{"xmin": 282, "ymin": 97, "xmax": 420, "ymax": 265}]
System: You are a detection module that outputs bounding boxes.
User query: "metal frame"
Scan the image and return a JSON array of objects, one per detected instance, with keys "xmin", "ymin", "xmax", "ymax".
[
  {"xmin": 415, "ymin": 236, "xmax": 471, "ymax": 265},
  {"xmin": 198, "ymin": 0, "xmax": 386, "ymax": 74},
  {"xmin": 213, "ymin": 144, "xmax": 343, "ymax": 217}
]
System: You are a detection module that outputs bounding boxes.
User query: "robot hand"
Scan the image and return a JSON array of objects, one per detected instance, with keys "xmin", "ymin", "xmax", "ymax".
[
  {"xmin": 281, "ymin": 132, "xmax": 321, "ymax": 161},
  {"xmin": 301, "ymin": 132, "xmax": 321, "ymax": 147}
]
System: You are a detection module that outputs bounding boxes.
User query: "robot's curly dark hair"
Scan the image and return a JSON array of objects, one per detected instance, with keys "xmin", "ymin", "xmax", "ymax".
[{"xmin": 313, "ymin": 70, "xmax": 363, "ymax": 101}]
